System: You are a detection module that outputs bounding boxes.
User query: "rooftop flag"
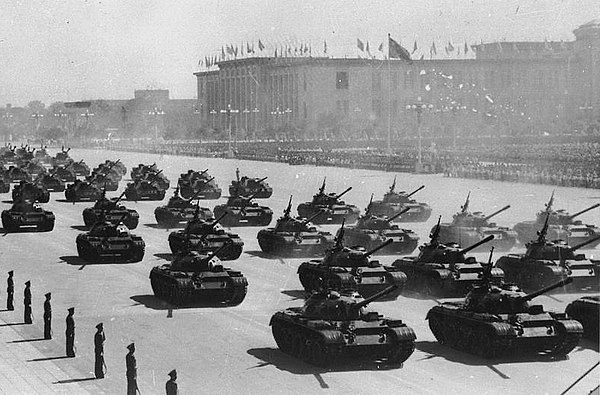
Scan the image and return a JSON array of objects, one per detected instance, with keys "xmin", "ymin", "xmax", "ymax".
[
  {"xmin": 412, "ymin": 40, "xmax": 418, "ymax": 54},
  {"xmin": 357, "ymin": 38, "xmax": 364, "ymax": 51},
  {"xmin": 388, "ymin": 35, "xmax": 411, "ymax": 62},
  {"xmin": 258, "ymin": 40, "xmax": 265, "ymax": 51}
]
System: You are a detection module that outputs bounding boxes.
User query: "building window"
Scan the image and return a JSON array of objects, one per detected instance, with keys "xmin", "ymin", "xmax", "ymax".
[
  {"xmin": 372, "ymin": 71, "xmax": 382, "ymax": 91},
  {"xmin": 336, "ymin": 71, "xmax": 349, "ymax": 89}
]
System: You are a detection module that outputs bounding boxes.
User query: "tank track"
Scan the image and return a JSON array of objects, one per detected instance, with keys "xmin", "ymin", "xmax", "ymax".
[
  {"xmin": 150, "ymin": 272, "xmax": 247, "ymax": 306},
  {"xmin": 548, "ymin": 320, "xmax": 583, "ymax": 357},
  {"xmin": 224, "ymin": 276, "xmax": 248, "ymax": 305}
]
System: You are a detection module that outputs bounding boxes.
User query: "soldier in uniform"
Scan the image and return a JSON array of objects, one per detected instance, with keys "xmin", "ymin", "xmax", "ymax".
[
  {"xmin": 7, "ymin": 271, "xmax": 14, "ymax": 311},
  {"xmin": 65, "ymin": 307, "xmax": 75, "ymax": 357},
  {"xmin": 94, "ymin": 323, "xmax": 105, "ymax": 379},
  {"xmin": 23, "ymin": 281, "xmax": 32, "ymax": 324},
  {"xmin": 43, "ymin": 292, "xmax": 52, "ymax": 339},
  {"xmin": 166, "ymin": 369, "xmax": 178, "ymax": 395},
  {"xmin": 126, "ymin": 342, "xmax": 137, "ymax": 395}
]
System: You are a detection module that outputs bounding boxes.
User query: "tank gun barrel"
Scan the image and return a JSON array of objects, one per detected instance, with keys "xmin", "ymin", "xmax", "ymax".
[
  {"xmin": 362, "ymin": 238, "xmax": 394, "ymax": 257},
  {"xmin": 334, "ymin": 186, "xmax": 352, "ymax": 200},
  {"xmin": 206, "ymin": 240, "xmax": 231, "ymax": 260},
  {"xmin": 483, "ymin": 205, "xmax": 511, "ymax": 221},
  {"xmin": 430, "ymin": 216, "xmax": 442, "ymax": 242},
  {"xmin": 386, "ymin": 207, "xmax": 411, "ymax": 223},
  {"xmin": 256, "ymin": 176, "xmax": 268, "ymax": 183},
  {"xmin": 388, "ymin": 176, "xmax": 397, "ymax": 193},
  {"xmin": 460, "ymin": 191, "xmax": 471, "ymax": 213},
  {"xmin": 283, "ymin": 195, "xmax": 293, "ymax": 217},
  {"xmin": 406, "ymin": 185, "xmax": 425, "ymax": 198},
  {"xmin": 147, "ymin": 169, "xmax": 164, "ymax": 185},
  {"xmin": 351, "ymin": 285, "xmax": 398, "ymax": 311},
  {"xmin": 537, "ymin": 213, "xmax": 550, "ymax": 243},
  {"xmin": 211, "ymin": 211, "xmax": 228, "ymax": 226},
  {"xmin": 459, "ymin": 234, "xmax": 494, "ymax": 255},
  {"xmin": 301, "ymin": 210, "xmax": 324, "ymax": 225},
  {"xmin": 544, "ymin": 191, "xmax": 555, "ymax": 212},
  {"xmin": 571, "ymin": 235, "xmax": 600, "ymax": 251},
  {"xmin": 568, "ymin": 203, "xmax": 600, "ymax": 220},
  {"xmin": 518, "ymin": 278, "xmax": 573, "ymax": 302},
  {"xmin": 199, "ymin": 168, "xmax": 209, "ymax": 176},
  {"xmin": 242, "ymin": 190, "xmax": 261, "ymax": 201}
]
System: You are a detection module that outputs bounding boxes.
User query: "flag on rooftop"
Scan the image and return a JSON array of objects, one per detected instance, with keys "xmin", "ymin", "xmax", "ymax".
[
  {"xmin": 412, "ymin": 40, "xmax": 418, "ymax": 54},
  {"xmin": 258, "ymin": 40, "xmax": 265, "ymax": 51},
  {"xmin": 357, "ymin": 38, "xmax": 364, "ymax": 51},
  {"xmin": 378, "ymin": 42, "xmax": 383, "ymax": 52},
  {"xmin": 388, "ymin": 35, "xmax": 412, "ymax": 62},
  {"xmin": 323, "ymin": 40, "xmax": 327, "ymax": 54}
]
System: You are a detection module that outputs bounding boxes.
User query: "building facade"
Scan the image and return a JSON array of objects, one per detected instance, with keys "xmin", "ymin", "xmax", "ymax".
[{"xmin": 194, "ymin": 20, "xmax": 600, "ymax": 139}]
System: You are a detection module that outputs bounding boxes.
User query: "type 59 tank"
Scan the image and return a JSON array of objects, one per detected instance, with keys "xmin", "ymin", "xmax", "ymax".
[
  {"xmin": 1, "ymin": 199, "xmax": 55, "ymax": 232},
  {"xmin": 513, "ymin": 191, "xmax": 600, "ymax": 249},
  {"xmin": 150, "ymin": 243, "xmax": 248, "ymax": 306},
  {"xmin": 228, "ymin": 168, "xmax": 272, "ymax": 198},
  {"xmin": 213, "ymin": 191, "xmax": 273, "ymax": 227},
  {"xmin": 269, "ymin": 285, "xmax": 416, "ymax": 367},
  {"xmin": 342, "ymin": 196, "xmax": 419, "ymax": 255},
  {"xmin": 565, "ymin": 295, "xmax": 599, "ymax": 341},
  {"xmin": 435, "ymin": 192, "xmax": 517, "ymax": 251},
  {"xmin": 76, "ymin": 217, "xmax": 145, "ymax": 262},
  {"xmin": 65, "ymin": 177, "xmax": 103, "ymax": 202},
  {"xmin": 178, "ymin": 169, "xmax": 222, "ymax": 199},
  {"xmin": 12, "ymin": 180, "xmax": 50, "ymax": 203},
  {"xmin": 124, "ymin": 170, "xmax": 167, "ymax": 201},
  {"xmin": 297, "ymin": 222, "xmax": 406, "ymax": 299},
  {"xmin": 393, "ymin": 217, "xmax": 502, "ymax": 296},
  {"xmin": 66, "ymin": 159, "xmax": 91, "ymax": 177},
  {"xmin": 367, "ymin": 177, "xmax": 432, "ymax": 222},
  {"xmin": 154, "ymin": 187, "xmax": 214, "ymax": 228},
  {"xmin": 426, "ymin": 277, "xmax": 583, "ymax": 358},
  {"xmin": 35, "ymin": 169, "xmax": 66, "ymax": 192},
  {"xmin": 257, "ymin": 196, "xmax": 335, "ymax": 256},
  {"xmin": 496, "ymin": 214, "xmax": 600, "ymax": 291},
  {"xmin": 297, "ymin": 178, "xmax": 360, "ymax": 224},
  {"xmin": 51, "ymin": 147, "xmax": 72, "ymax": 167},
  {"xmin": 168, "ymin": 210, "xmax": 244, "ymax": 260},
  {"xmin": 82, "ymin": 189, "xmax": 140, "ymax": 229}
]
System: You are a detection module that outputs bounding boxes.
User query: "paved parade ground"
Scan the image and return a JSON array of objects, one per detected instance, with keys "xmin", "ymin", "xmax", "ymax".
[{"xmin": 0, "ymin": 148, "xmax": 598, "ymax": 394}]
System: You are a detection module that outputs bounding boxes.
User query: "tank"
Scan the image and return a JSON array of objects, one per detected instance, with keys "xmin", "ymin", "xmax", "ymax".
[
  {"xmin": 150, "ymin": 243, "xmax": 248, "ymax": 306},
  {"xmin": 513, "ymin": 191, "xmax": 600, "ymax": 248},
  {"xmin": 297, "ymin": 223, "xmax": 407, "ymax": 299},
  {"xmin": 51, "ymin": 147, "xmax": 72, "ymax": 167},
  {"xmin": 228, "ymin": 168, "xmax": 272, "ymax": 198},
  {"xmin": 52, "ymin": 165, "xmax": 77, "ymax": 182},
  {"xmin": 342, "ymin": 196, "xmax": 419, "ymax": 255},
  {"xmin": 67, "ymin": 159, "xmax": 91, "ymax": 177},
  {"xmin": 257, "ymin": 196, "xmax": 335, "ymax": 256},
  {"xmin": 23, "ymin": 160, "xmax": 47, "ymax": 178},
  {"xmin": 91, "ymin": 159, "xmax": 123, "ymax": 184},
  {"xmin": 82, "ymin": 189, "xmax": 140, "ymax": 229},
  {"xmin": 124, "ymin": 170, "xmax": 167, "ymax": 201},
  {"xmin": 213, "ymin": 191, "xmax": 273, "ymax": 227},
  {"xmin": 65, "ymin": 177, "xmax": 103, "ymax": 202},
  {"xmin": 178, "ymin": 169, "xmax": 222, "ymax": 199},
  {"xmin": 297, "ymin": 179, "xmax": 360, "ymax": 224},
  {"xmin": 35, "ymin": 169, "xmax": 66, "ymax": 192},
  {"xmin": 435, "ymin": 192, "xmax": 517, "ymax": 251},
  {"xmin": 269, "ymin": 285, "xmax": 416, "ymax": 367},
  {"xmin": 131, "ymin": 163, "xmax": 159, "ymax": 181},
  {"xmin": 76, "ymin": 216, "xmax": 145, "ymax": 262},
  {"xmin": 367, "ymin": 177, "xmax": 432, "ymax": 222},
  {"xmin": 0, "ymin": 174, "xmax": 9, "ymax": 193},
  {"xmin": 426, "ymin": 278, "xmax": 583, "ymax": 358},
  {"xmin": 34, "ymin": 145, "xmax": 52, "ymax": 164},
  {"xmin": 96, "ymin": 159, "xmax": 126, "ymax": 178},
  {"xmin": 12, "ymin": 180, "xmax": 50, "ymax": 203},
  {"xmin": 168, "ymin": 211, "xmax": 244, "ymax": 260},
  {"xmin": 393, "ymin": 218, "xmax": 502, "ymax": 296},
  {"xmin": 6, "ymin": 165, "xmax": 31, "ymax": 183},
  {"xmin": 154, "ymin": 187, "xmax": 214, "ymax": 228},
  {"xmin": 1, "ymin": 199, "xmax": 55, "ymax": 232},
  {"xmin": 565, "ymin": 295, "xmax": 599, "ymax": 341},
  {"xmin": 496, "ymin": 214, "xmax": 600, "ymax": 291}
]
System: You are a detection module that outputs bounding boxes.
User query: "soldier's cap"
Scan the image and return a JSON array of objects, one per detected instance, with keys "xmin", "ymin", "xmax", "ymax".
[
  {"xmin": 96, "ymin": 323, "xmax": 103, "ymax": 329},
  {"xmin": 8, "ymin": 270, "xmax": 13, "ymax": 275},
  {"xmin": 127, "ymin": 342, "xmax": 135, "ymax": 350},
  {"xmin": 25, "ymin": 280, "xmax": 30, "ymax": 285},
  {"xmin": 67, "ymin": 307, "xmax": 74, "ymax": 313},
  {"xmin": 45, "ymin": 292, "xmax": 51, "ymax": 298},
  {"xmin": 168, "ymin": 369, "xmax": 177, "ymax": 377}
]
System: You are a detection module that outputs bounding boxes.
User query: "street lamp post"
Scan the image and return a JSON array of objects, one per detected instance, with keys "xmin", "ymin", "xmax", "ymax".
[
  {"xmin": 31, "ymin": 113, "xmax": 44, "ymax": 135},
  {"xmin": 209, "ymin": 109, "xmax": 217, "ymax": 130},
  {"xmin": 148, "ymin": 107, "xmax": 165, "ymax": 141},
  {"xmin": 220, "ymin": 104, "xmax": 239, "ymax": 156},
  {"xmin": 406, "ymin": 97, "xmax": 433, "ymax": 170},
  {"xmin": 242, "ymin": 108, "xmax": 250, "ymax": 140},
  {"xmin": 252, "ymin": 107, "xmax": 259, "ymax": 141},
  {"xmin": 2, "ymin": 112, "xmax": 13, "ymax": 142}
]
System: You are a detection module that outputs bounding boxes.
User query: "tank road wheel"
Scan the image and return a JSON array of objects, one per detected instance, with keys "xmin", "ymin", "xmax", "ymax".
[
  {"xmin": 548, "ymin": 323, "xmax": 582, "ymax": 357},
  {"xmin": 308, "ymin": 337, "xmax": 330, "ymax": 367},
  {"xmin": 225, "ymin": 277, "xmax": 248, "ymax": 306},
  {"xmin": 428, "ymin": 316, "xmax": 446, "ymax": 344}
]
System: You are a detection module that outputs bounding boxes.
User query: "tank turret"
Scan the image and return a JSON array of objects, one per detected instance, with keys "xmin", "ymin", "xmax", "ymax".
[
  {"xmin": 170, "ymin": 242, "xmax": 231, "ymax": 272},
  {"xmin": 322, "ymin": 238, "xmax": 394, "ymax": 267},
  {"xmin": 229, "ymin": 168, "xmax": 272, "ymax": 198},
  {"xmin": 297, "ymin": 179, "xmax": 360, "ymax": 224},
  {"xmin": 84, "ymin": 188, "xmax": 139, "ymax": 229}
]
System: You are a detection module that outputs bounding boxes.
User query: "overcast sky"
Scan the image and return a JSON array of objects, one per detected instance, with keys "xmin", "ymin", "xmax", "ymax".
[{"xmin": 0, "ymin": 0, "xmax": 596, "ymax": 107}]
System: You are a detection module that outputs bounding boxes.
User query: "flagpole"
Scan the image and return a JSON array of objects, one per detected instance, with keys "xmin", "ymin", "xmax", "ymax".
[{"xmin": 387, "ymin": 33, "xmax": 392, "ymax": 155}]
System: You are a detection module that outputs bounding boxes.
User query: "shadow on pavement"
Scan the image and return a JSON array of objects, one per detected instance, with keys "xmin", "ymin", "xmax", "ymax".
[
  {"xmin": 53, "ymin": 377, "xmax": 97, "ymax": 384},
  {"xmin": 8, "ymin": 338, "xmax": 47, "ymax": 343},
  {"xmin": 130, "ymin": 295, "xmax": 233, "ymax": 310},
  {"xmin": 153, "ymin": 253, "xmax": 172, "ymax": 261},
  {"xmin": 59, "ymin": 255, "xmax": 136, "ymax": 266},
  {"xmin": 245, "ymin": 251, "xmax": 283, "ymax": 260},
  {"xmin": 28, "ymin": 356, "xmax": 73, "ymax": 362},
  {"xmin": 143, "ymin": 223, "xmax": 171, "ymax": 230},
  {"xmin": 70, "ymin": 225, "xmax": 89, "ymax": 231},
  {"xmin": 572, "ymin": 339, "xmax": 599, "ymax": 352},
  {"xmin": 55, "ymin": 199, "xmax": 87, "ymax": 203},
  {"xmin": 280, "ymin": 290, "xmax": 307, "ymax": 300},
  {"xmin": 0, "ymin": 323, "xmax": 27, "ymax": 327}
]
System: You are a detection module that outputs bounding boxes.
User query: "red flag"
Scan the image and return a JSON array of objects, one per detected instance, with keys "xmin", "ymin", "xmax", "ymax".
[
  {"xmin": 247, "ymin": 42, "xmax": 252, "ymax": 53},
  {"xmin": 378, "ymin": 42, "xmax": 383, "ymax": 52},
  {"xmin": 357, "ymin": 38, "xmax": 364, "ymax": 51},
  {"xmin": 464, "ymin": 41, "xmax": 469, "ymax": 54},
  {"xmin": 447, "ymin": 41, "xmax": 455, "ymax": 52},
  {"xmin": 366, "ymin": 41, "xmax": 370, "ymax": 55},
  {"xmin": 388, "ymin": 36, "xmax": 411, "ymax": 62},
  {"xmin": 431, "ymin": 41, "xmax": 437, "ymax": 55},
  {"xmin": 323, "ymin": 40, "xmax": 327, "ymax": 54},
  {"xmin": 258, "ymin": 40, "xmax": 265, "ymax": 51},
  {"xmin": 412, "ymin": 40, "xmax": 418, "ymax": 54}
]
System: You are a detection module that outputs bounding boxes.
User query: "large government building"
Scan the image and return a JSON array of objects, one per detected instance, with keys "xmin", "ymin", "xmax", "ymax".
[{"xmin": 194, "ymin": 20, "xmax": 600, "ymax": 140}]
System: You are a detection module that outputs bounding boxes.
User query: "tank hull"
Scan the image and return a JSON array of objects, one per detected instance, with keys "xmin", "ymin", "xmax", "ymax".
[
  {"xmin": 297, "ymin": 262, "xmax": 406, "ymax": 300},
  {"xmin": 496, "ymin": 255, "xmax": 599, "ymax": 291},
  {"xmin": 65, "ymin": 185, "xmax": 102, "ymax": 202},
  {"xmin": 342, "ymin": 228, "xmax": 419, "ymax": 255},
  {"xmin": 436, "ymin": 224, "xmax": 517, "ymax": 251},
  {"xmin": 213, "ymin": 205, "xmax": 272, "ymax": 227},
  {"xmin": 12, "ymin": 185, "xmax": 50, "ymax": 203},
  {"xmin": 82, "ymin": 208, "xmax": 140, "ymax": 229},
  {"xmin": 168, "ymin": 232, "xmax": 244, "ymax": 261},
  {"xmin": 368, "ymin": 201, "xmax": 432, "ymax": 222},
  {"xmin": 297, "ymin": 203, "xmax": 360, "ymax": 225},
  {"xmin": 179, "ymin": 183, "xmax": 222, "ymax": 199},
  {"xmin": 256, "ymin": 229, "xmax": 335, "ymax": 257},
  {"xmin": 565, "ymin": 297, "xmax": 599, "ymax": 340},
  {"xmin": 124, "ymin": 185, "xmax": 166, "ymax": 201},
  {"xmin": 154, "ymin": 206, "xmax": 214, "ymax": 228},
  {"xmin": 426, "ymin": 304, "xmax": 583, "ymax": 358},
  {"xmin": 392, "ymin": 258, "xmax": 504, "ymax": 297},
  {"xmin": 150, "ymin": 267, "xmax": 247, "ymax": 306},
  {"xmin": 269, "ymin": 310, "xmax": 416, "ymax": 367},
  {"xmin": 228, "ymin": 184, "xmax": 272, "ymax": 199},
  {"xmin": 513, "ymin": 221, "xmax": 570, "ymax": 245},
  {"xmin": 1, "ymin": 210, "xmax": 55, "ymax": 232},
  {"xmin": 40, "ymin": 179, "xmax": 65, "ymax": 192},
  {"xmin": 76, "ymin": 234, "xmax": 145, "ymax": 263}
]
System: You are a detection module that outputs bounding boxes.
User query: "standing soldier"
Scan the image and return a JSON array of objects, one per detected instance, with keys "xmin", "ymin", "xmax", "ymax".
[
  {"xmin": 43, "ymin": 292, "xmax": 52, "ymax": 339},
  {"xmin": 65, "ymin": 307, "xmax": 75, "ymax": 357},
  {"xmin": 126, "ymin": 343, "xmax": 137, "ymax": 395},
  {"xmin": 7, "ymin": 271, "xmax": 14, "ymax": 311},
  {"xmin": 23, "ymin": 281, "xmax": 32, "ymax": 324},
  {"xmin": 94, "ymin": 323, "xmax": 105, "ymax": 379},
  {"xmin": 166, "ymin": 369, "xmax": 178, "ymax": 395}
]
